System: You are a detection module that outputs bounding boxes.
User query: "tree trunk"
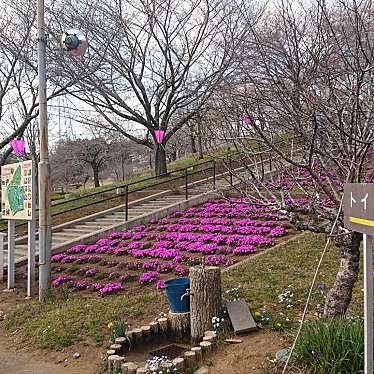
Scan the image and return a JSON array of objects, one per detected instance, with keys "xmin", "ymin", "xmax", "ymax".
[
  {"xmin": 197, "ymin": 119, "xmax": 203, "ymax": 159},
  {"xmin": 92, "ymin": 166, "xmax": 100, "ymax": 187},
  {"xmin": 155, "ymin": 145, "xmax": 167, "ymax": 176},
  {"xmin": 189, "ymin": 124, "xmax": 197, "ymax": 154},
  {"xmin": 190, "ymin": 266, "xmax": 221, "ymax": 344},
  {"xmin": 323, "ymin": 231, "xmax": 362, "ymax": 317}
]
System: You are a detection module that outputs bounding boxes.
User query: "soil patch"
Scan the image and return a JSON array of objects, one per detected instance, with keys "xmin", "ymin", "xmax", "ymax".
[{"xmin": 203, "ymin": 330, "xmax": 284, "ymax": 373}]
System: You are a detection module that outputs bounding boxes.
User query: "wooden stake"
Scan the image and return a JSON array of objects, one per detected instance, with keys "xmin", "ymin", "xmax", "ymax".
[
  {"xmin": 199, "ymin": 341, "xmax": 212, "ymax": 354},
  {"xmin": 190, "ymin": 266, "xmax": 221, "ymax": 343},
  {"xmin": 115, "ymin": 336, "xmax": 127, "ymax": 346},
  {"xmin": 107, "ymin": 355, "xmax": 119, "ymax": 371},
  {"xmin": 149, "ymin": 321, "xmax": 159, "ymax": 340},
  {"xmin": 172, "ymin": 357, "xmax": 185, "ymax": 370},
  {"xmin": 191, "ymin": 346, "xmax": 203, "ymax": 362},
  {"xmin": 110, "ymin": 343, "xmax": 122, "ymax": 354},
  {"xmin": 141, "ymin": 325, "xmax": 151, "ymax": 343},
  {"xmin": 113, "ymin": 356, "xmax": 125, "ymax": 371},
  {"xmin": 184, "ymin": 351, "xmax": 197, "ymax": 368},
  {"xmin": 106, "ymin": 349, "xmax": 116, "ymax": 357},
  {"xmin": 157, "ymin": 317, "xmax": 169, "ymax": 338},
  {"xmin": 127, "ymin": 363, "xmax": 138, "ymax": 374},
  {"xmin": 168, "ymin": 311, "xmax": 190, "ymax": 341},
  {"xmin": 132, "ymin": 328, "xmax": 143, "ymax": 343}
]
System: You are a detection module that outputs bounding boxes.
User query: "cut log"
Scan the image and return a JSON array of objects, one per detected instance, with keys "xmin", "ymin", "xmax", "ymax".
[
  {"xmin": 224, "ymin": 338, "xmax": 243, "ymax": 344},
  {"xmin": 184, "ymin": 351, "xmax": 197, "ymax": 368},
  {"xmin": 149, "ymin": 321, "xmax": 159, "ymax": 338},
  {"xmin": 199, "ymin": 341, "xmax": 212, "ymax": 354},
  {"xmin": 110, "ymin": 343, "xmax": 122, "ymax": 354},
  {"xmin": 172, "ymin": 357, "xmax": 185, "ymax": 370},
  {"xmin": 190, "ymin": 266, "xmax": 221, "ymax": 343},
  {"xmin": 113, "ymin": 356, "xmax": 125, "ymax": 371},
  {"xmin": 168, "ymin": 311, "xmax": 190, "ymax": 341},
  {"xmin": 127, "ymin": 363, "xmax": 138, "ymax": 374},
  {"xmin": 132, "ymin": 328, "xmax": 143, "ymax": 344},
  {"xmin": 107, "ymin": 355, "xmax": 119, "ymax": 371},
  {"xmin": 202, "ymin": 335, "xmax": 214, "ymax": 343},
  {"xmin": 106, "ymin": 349, "xmax": 116, "ymax": 357},
  {"xmin": 125, "ymin": 330, "xmax": 135, "ymax": 345},
  {"xmin": 141, "ymin": 325, "xmax": 151, "ymax": 343},
  {"xmin": 115, "ymin": 336, "xmax": 127, "ymax": 345},
  {"xmin": 191, "ymin": 346, "xmax": 202, "ymax": 362},
  {"xmin": 157, "ymin": 317, "xmax": 169, "ymax": 338}
]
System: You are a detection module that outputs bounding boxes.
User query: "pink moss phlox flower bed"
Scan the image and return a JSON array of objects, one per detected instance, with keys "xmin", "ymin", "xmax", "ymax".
[{"xmin": 50, "ymin": 198, "xmax": 301, "ymax": 296}]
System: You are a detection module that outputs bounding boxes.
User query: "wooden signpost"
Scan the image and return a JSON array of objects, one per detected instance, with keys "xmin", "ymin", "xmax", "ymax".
[{"xmin": 344, "ymin": 184, "xmax": 374, "ymax": 374}]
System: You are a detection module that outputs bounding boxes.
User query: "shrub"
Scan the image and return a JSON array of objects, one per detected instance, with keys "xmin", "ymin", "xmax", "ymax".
[{"xmin": 295, "ymin": 318, "xmax": 364, "ymax": 374}]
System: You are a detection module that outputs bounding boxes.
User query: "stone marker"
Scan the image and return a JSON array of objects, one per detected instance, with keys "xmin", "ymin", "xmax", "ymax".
[{"xmin": 225, "ymin": 300, "xmax": 257, "ymax": 333}]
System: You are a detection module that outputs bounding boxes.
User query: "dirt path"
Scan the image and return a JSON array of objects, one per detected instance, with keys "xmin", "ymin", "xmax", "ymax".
[{"xmin": 0, "ymin": 334, "xmax": 100, "ymax": 374}]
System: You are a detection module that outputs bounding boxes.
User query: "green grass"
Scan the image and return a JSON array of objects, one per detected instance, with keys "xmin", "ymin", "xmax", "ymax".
[
  {"xmin": 295, "ymin": 318, "xmax": 364, "ymax": 374},
  {"xmin": 4, "ymin": 232, "xmax": 363, "ymax": 353},
  {"xmin": 222, "ymin": 232, "xmax": 364, "ymax": 327},
  {"xmin": 4, "ymin": 291, "xmax": 164, "ymax": 350}
]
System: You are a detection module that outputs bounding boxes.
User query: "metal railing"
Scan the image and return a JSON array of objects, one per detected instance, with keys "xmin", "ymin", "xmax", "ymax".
[{"xmin": 0, "ymin": 134, "xmax": 301, "ymax": 233}]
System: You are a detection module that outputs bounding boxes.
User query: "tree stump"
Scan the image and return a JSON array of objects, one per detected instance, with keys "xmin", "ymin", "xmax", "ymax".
[
  {"xmin": 136, "ymin": 368, "xmax": 146, "ymax": 374},
  {"xmin": 168, "ymin": 311, "xmax": 190, "ymax": 341},
  {"xmin": 190, "ymin": 266, "xmax": 221, "ymax": 343}
]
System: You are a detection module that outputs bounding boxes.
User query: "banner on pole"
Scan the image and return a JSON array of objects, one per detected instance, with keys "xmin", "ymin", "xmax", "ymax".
[{"xmin": 1, "ymin": 160, "xmax": 34, "ymax": 221}]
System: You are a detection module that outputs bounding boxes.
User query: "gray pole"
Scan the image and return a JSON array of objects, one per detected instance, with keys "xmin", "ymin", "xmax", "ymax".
[
  {"xmin": 363, "ymin": 234, "xmax": 373, "ymax": 374},
  {"xmin": 37, "ymin": 0, "xmax": 52, "ymax": 301}
]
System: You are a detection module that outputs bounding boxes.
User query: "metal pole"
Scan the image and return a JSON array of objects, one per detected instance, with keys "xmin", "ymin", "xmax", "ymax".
[
  {"xmin": 7, "ymin": 221, "xmax": 15, "ymax": 289},
  {"xmin": 185, "ymin": 168, "xmax": 188, "ymax": 200},
  {"xmin": 0, "ymin": 232, "xmax": 5, "ymax": 281},
  {"xmin": 364, "ymin": 234, "xmax": 373, "ymax": 374},
  {"xmin": 28, "ymin": 220, "xmax": 36, "ymax": 297},
  {"xmin": 37, "ymin": 0, "xmax": 52, "ymax": 301},
  {"xmin": 125, "ymin": 185, "xmax": 129, "ymax": 221}
]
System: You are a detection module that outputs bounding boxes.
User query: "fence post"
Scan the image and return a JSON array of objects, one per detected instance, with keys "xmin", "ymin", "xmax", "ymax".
[
  {"xmin": 185, "ymin": 168, "xmax": 188, "ymax": 200},
  {"xmin": 0, "ymin": 232, "xmax": 5, "ymax": 281},
  {"xmin": 125, "ymin": 185, "xmax": 129, "ymax": 221},
  {"xmin": 213, "ymin": 161, "xmax": 216, "ymax": 190}
]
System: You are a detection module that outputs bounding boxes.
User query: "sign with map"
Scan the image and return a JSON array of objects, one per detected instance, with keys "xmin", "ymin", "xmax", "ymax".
[{"xmin": 1, "ymin": 160, "xmax": 34, "ymax": 221}]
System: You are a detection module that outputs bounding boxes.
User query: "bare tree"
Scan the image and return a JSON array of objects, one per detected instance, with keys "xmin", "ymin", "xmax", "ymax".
[
  {"xmin": 213, "ymin": 0, "xmax": 374, "ymax": 317},
  {"xmin": 49, "ymin": 0, "xmax": 261, "ymax": 175}
]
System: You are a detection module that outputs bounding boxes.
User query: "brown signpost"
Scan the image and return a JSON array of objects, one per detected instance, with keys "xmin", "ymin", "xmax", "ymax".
[{"xmin": 344, "ymin": 183, "xmax": 374, "ymax": 374}]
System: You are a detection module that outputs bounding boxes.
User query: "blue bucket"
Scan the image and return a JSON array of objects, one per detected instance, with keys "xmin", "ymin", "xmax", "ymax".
[{"xmin": 165, "ymin": 278, "xmax": 190, "ymax": 313}]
